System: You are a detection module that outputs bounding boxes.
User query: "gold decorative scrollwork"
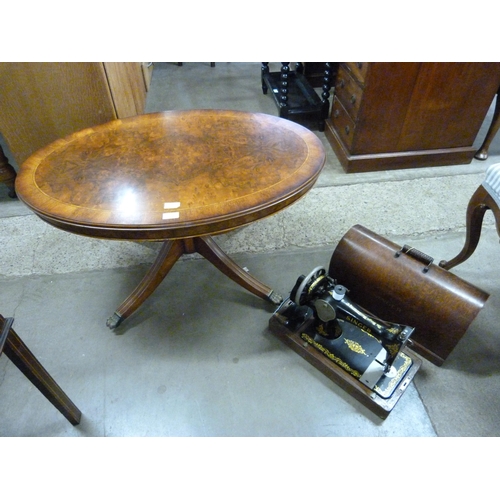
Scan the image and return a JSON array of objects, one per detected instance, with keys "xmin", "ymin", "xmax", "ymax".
[
  {"xmin": 316, "ymin": 324, "xmax": 329, "ymax": 337},
  {"xmin": 344, "ymin": 338, "xmax": 368, "ymax": 356},
  {"xmin": 374, "ymin": 353, "xmax": 412, "ymax": 397},
  {"xmin": 386, "ymin": 343, "xmax": 399, "ymax": 357},
  {"xmin": 301, "ymin": 333, "xmax": 361, "ymax": 379}
]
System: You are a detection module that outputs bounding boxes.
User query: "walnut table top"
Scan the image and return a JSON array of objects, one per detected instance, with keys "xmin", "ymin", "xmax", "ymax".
[{"xmin": 16, "ymin": 109, "xmax": 326, "ymax": 328}]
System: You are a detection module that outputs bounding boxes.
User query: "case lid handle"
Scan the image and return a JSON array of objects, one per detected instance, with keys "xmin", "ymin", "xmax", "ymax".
[{"xmin": 395, "ymin": 245, "xmax": 434, "ymax": 273}]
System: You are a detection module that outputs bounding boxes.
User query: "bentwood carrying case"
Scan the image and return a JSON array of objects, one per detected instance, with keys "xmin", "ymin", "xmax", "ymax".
[{"xmin": 328, "ymin": 225, "xmax": 489, "ymax": 366}]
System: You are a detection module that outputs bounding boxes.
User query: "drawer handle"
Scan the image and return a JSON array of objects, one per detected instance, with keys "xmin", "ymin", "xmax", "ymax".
[
  {"xmin": 350, "ymin": 95, "xmax": 356, "ymax": 104},
  {"xmin": 345, "ymin": 125, "xmax": 350, "ymax": 135},
  {"xmin": 338, "ymin": 79, "xmax": 345, "ymax": 89},
  {"xmin": 356, "ymin": 63, "xmax": 363, "ymax": 69},
  {"xmin": 334, "ymin": 109, "xmax": 340, "ymax": 118}
]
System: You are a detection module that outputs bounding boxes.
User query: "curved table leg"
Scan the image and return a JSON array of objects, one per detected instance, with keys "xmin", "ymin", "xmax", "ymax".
[
  {"xmin": 107, "ymin": 236, "xmax": 283, "ymax": 329},
  {"xmin": 107, "ymin": 239, "xmax": 185, "ymax": 329},
  {"xmin": 475, "ymin": 90, "xmax": 500, "ymax": 160},
  {"xmin": 194, "ymin": 236, "xmax": 283, "ymax": 305},
  {"xmin": 439, "ymin": 185, "xmax": 497, "ymax": 270}
]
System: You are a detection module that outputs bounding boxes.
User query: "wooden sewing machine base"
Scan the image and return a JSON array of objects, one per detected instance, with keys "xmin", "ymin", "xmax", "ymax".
[{"xmin": 269, "ymin": 315, "xmax": 422, "ymax": 419}]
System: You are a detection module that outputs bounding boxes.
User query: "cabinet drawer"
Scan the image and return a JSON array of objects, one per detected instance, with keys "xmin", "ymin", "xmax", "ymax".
[
  {"xmin": 330, "ymin": 97, "xmax": 355, "ymax": 149},
  {"xmin": 345, "ymin": 62, "xmax": 369, "ymax": 84},
  {"xmin": 335, "ymin": 65, "xmax": 363, "ymax": 120}
]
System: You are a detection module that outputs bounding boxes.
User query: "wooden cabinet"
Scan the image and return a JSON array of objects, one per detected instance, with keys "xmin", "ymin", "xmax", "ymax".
[
  {"xmin": 0, "ymin": 62, "xmax": 150, "ymax": 166},
  {"xmin": 325, "ymin": 62, "xmax": 500, "ymax": 172}
]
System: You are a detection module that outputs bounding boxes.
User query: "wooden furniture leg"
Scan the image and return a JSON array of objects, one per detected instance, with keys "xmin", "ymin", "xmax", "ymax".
[
  {"xmin": 0, "ymin": 144, "xmax": 17, "ymax": 198},
  {"xmin": 475, "ymin": 89, "xmax": 500, "ymax": 160},
  {"xmin": 439, "ymin": 185, "xmax": 500, "ymax": 270},
  {"xmin": 194, "ymin": 236, "xmax": 283, "ymax": 304},
  {"xmin": 107, "ymin": 239, "xmax": 185, "ymax": 328},
  {"xmin": 107, "ymin": 235, "xmax": 283, "ymax": 329},
  {"xmin": 0, "ymin": 315, "xmax": 81, "ymax": 425}
]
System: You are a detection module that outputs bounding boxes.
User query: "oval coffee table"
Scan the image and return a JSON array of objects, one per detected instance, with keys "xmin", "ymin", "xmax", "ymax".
[{"xmin": 16, "ymin": 110, "xmax": 326, "ymax": 328}]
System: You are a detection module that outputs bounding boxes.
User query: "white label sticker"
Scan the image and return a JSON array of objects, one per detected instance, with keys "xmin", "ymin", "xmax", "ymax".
[
  {"xmin": 164, "ymin": 202, "xmax": 181, "ymax": 209},
  {"xmin": 162, "ymin": 212, "xmax": 180, "ymax": 220}
]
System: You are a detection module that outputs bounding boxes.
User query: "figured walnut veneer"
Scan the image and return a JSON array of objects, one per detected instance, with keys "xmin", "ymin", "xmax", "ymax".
[
  {"xmin": 16, "ymin": 110, "xmax": 325, "ymax": 240},
  {"xmin": 15, "ymin": 110, "xmax": 326, "ymax": 327}
]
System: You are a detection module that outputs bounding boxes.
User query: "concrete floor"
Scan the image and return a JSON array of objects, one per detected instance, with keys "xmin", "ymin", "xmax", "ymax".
[{"xmin": 1, "ymin": 62, "xmax": 500, "ymax": 437}]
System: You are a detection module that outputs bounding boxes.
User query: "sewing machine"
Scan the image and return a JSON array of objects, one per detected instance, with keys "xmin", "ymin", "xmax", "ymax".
[{"xmin": 269, "ymin": 266, "xmax": 422, "ymax": 417}]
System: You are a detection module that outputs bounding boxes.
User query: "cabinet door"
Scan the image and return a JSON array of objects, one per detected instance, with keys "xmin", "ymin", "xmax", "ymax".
[
  {"xmin": 351, "ymin": 62, "xmax": 500, "ymax": 154},
  {"xmin": 349, "ymin": 63, "xmax": 422, "ymax": 154},
  {"xmin": 0, "ymin": 62, "xmax": 117, "ymax": 165},
  {"xmin": 397, "ymin": 62, "xmax": 500, "ymax": 150},
  {"xmin": 103, "ymin": 62, "xmax": 147, "ymax": 118}
]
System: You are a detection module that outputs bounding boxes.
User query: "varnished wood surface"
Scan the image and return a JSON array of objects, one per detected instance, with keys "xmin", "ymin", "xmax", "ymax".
[
  {"xmin": 103, "ymin": 62, "xmax": 148, "ymax": 118},
  {"xmin": 0, "ymin": 63, "xmax": 116, "ymax": 166},
  {"xmin": 439, "ymin": 185, "xmax": 500, "ymax": 270},
  {"xmin": 328, "ymin": 225, "xmax": 489, "ymax": 365},
  {"xmin": 326, "ymin": 62, "xmax": 500, "ymax": 172},
  {"xmin": 16, "ymin": 110, "xmax": 325, "ymax": 241},
  {"xmin": 0, "ymin": 63, "xmax": 147, "ymax": 167},
  {"xmin": 0, "ymin": 315, "xmax": 81, "ymax": 425}
]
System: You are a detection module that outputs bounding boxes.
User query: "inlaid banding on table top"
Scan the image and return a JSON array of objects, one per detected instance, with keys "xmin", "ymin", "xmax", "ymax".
[{"xmin": 16, "ymin": 110, "xmax": 325, "ymax": 239}]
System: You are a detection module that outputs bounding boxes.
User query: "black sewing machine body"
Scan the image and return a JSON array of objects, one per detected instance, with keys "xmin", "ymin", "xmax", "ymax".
[{"xmin": 273, "ymin": 267, "xmax": 416, "ymax": 399}]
